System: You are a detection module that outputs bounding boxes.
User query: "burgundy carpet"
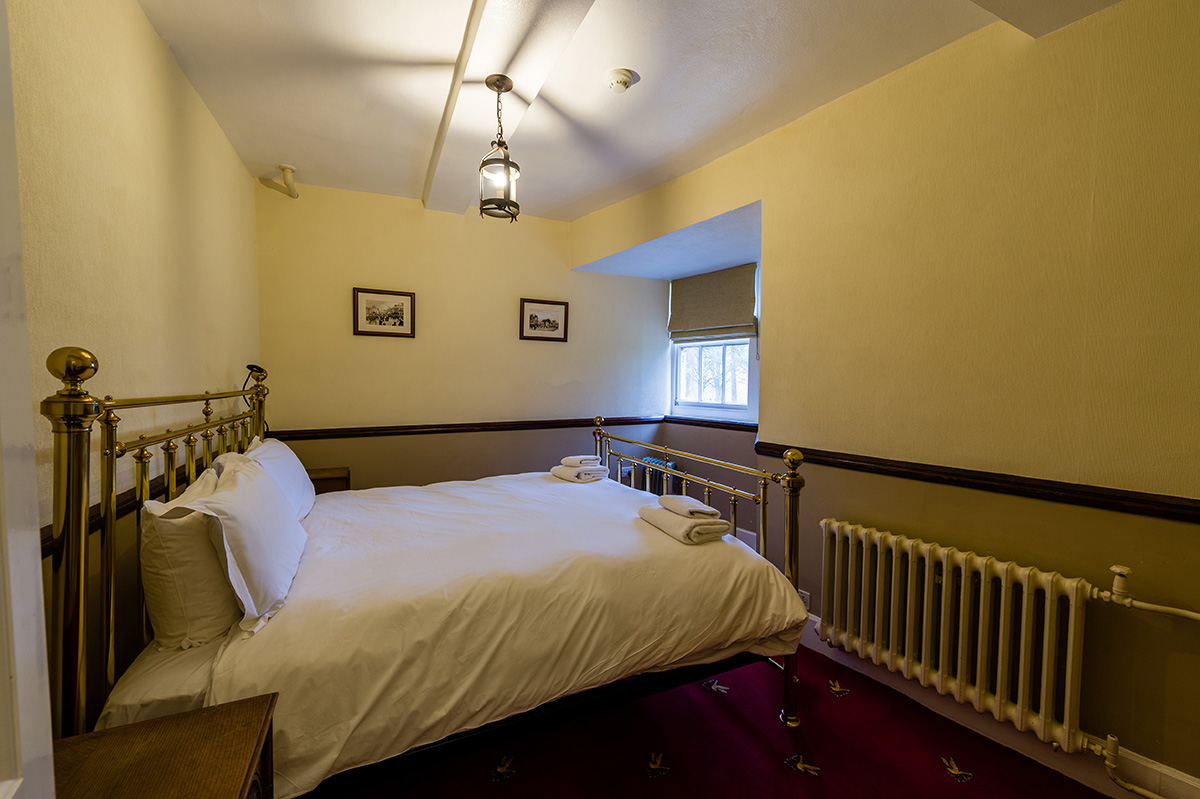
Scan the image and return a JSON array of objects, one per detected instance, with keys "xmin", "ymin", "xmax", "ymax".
[{"xmin": 304, "ymin": 644, "xmax": 1105, "ymax": 798}]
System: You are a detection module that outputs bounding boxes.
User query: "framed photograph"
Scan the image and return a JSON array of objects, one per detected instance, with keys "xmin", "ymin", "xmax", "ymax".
[
  {"xmin": 353, "ymin": 287, "xmax": 414, "ymax": 338},
  {"xmin": 519, "ymin": 298, "xmax": 569, "ymax": 342}
]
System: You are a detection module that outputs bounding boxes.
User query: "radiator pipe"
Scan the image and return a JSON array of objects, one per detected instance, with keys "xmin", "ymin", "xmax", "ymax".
[
  {"xmin": 1091, "ymin": 566, "xmax": 1200, "ymax": 623},
  {"xmin": 1086, "ymin": 566, "xmax": 1198, "ymax": 798},
  {"xmin": 1084, "ymin": 734, "xmax": 1168, "ymax": 799}
]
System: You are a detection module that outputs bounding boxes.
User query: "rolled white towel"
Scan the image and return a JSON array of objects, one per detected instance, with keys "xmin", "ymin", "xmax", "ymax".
[
  {"xmin": 551, "ymin": 464, "xmax": 608, "ymax": 483},
  {"xmin": 658, "ymin": 494, "xmax": 721, "ymax": 519},
  {"xmin": 638, "ymin": 505, "xmax": 731, "ymax": 545},
  {"xmin": 561, "ymin": 455, "xmax": 602, "ymax": 468}
]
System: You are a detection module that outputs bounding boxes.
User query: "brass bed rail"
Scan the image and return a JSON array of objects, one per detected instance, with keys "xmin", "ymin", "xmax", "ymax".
[
  {"xmin": 592, "ymin": 416, "xmax": 805, "ymax": 595},
  {"xmin": 593, "ymin": 416, "xmax": 807, "ymax": 726},
  {"xmin": 39, "ymin": 346, "xmax": 268, "ymax": 738}
]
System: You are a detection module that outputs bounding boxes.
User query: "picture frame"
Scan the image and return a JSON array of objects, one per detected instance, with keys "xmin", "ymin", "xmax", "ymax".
[
  {"xmin": 353, "ymin": 287, "xmax": 415, "ymax": 338},
  {"xmin": 519, "ymin": 298, "xmax": 569, "ymax": 342}
]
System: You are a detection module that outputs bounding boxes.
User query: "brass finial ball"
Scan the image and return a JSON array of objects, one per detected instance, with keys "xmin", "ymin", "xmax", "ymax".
[
  {"xmin": 46, "ymin": 347, "xmax": 98, "ymax": 386},
  {"xmin": 783, "ymin": 448, "xmax": 804, "ymax": 470}
]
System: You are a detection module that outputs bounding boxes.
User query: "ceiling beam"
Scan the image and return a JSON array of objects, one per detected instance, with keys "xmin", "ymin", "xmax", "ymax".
[
  {"xmin": 422, "ymin": 0, "xmax": 488, "ymax": 208},
  {"xmin": 423, "ymin": 0, "xmax": 596, "ymax": 216}
]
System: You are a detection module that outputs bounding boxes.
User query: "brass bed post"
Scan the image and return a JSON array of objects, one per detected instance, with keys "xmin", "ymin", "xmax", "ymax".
[
  {"xmin": 184, "ymin": 430, "xmax": 198, "ymax": 484},
  {"xmin": 161, "ymin": 437, "xmax": 179, "ymax": 500},
  {"xmin": 779, "ymin": 448, "xmax": 806, "ymax": 728},
  {"xmin": 132, "ymin": 447, "xmax": 154, "ymax": 646},
  {"xmin": 201, "ymin": 398, "xmax": 214, "ymax": 469},
  {"xmin": 40, "ymin": 347, "xmax": 102, "ymax": 738},
  {"xmin": 592, "ymin": 416, "xmax": 604, "ymax": 459},
  {"xmin": 758, "ymin": 477, "xmax": 769, "ymax": 559},
  {"xmin": 252, "ymin": 367, "xmax": 268, "ymax": 439},
  {"xmin": 98, "ymin": 403, "xmax": 120, "ymax": 702}
]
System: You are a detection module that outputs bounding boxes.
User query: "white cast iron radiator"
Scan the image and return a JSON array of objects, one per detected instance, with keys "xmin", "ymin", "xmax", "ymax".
[{"xmin": 819, "ymin": 519, "xmax": 1091, "ymax": 753}]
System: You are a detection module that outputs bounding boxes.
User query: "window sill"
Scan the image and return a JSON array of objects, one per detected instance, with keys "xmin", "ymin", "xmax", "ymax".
[{"xmin": 664, "ymin": 415, "xmax": 758, "ymax": 433}]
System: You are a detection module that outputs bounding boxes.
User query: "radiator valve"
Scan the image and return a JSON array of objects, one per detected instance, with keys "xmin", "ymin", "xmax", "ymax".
[{"xmin": 1110, "ymin": 565, "xmax": 1132, "ymax": 599}]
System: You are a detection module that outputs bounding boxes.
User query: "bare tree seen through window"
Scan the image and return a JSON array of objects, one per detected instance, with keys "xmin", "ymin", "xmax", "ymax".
[{"xmin": 676, "ymin": 340, "xmax": 749, "ymax": 407}]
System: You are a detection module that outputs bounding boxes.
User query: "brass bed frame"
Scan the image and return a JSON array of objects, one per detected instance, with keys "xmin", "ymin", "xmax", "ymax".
[
  {"xmin": 40, "ymin": 347, "xmax": 267, "ymax": 737},
  {"xmin": 594, "ymin": 417, "xmax": 807, "ymax": 728},
  {"xmin": 40, "ymin": 346, "xmax": 807, "ymax": 743}
]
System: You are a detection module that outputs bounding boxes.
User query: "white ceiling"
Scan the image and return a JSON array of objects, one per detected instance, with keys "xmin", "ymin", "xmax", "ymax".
[{"xmin": 136, "ymin": 0, "xmax": 1125, "ymax": 247}]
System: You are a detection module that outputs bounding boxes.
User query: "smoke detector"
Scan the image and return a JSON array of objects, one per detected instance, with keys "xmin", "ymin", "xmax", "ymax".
[{"xmin": 606, "ymin": 68, "xmax": 634, "ymax": 94}]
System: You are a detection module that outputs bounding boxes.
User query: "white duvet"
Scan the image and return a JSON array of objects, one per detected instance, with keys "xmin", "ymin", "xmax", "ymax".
[{"xmin": 116, "ymin": 474, "xmax": 808, "ymax": 797}]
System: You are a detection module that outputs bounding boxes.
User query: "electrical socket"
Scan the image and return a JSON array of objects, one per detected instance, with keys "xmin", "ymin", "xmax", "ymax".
[
  {"xmin": 797, "ymin": 589, "xmax": 811, "ymax": 610},
  {"xmin": 620, "ymin": 464, "xmax": 633, "ymax": 478}
]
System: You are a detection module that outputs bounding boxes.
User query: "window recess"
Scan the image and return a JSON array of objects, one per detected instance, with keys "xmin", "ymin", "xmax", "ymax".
[{"xmin": 668, "ymin": 264, "xmax": 759, "ymax": 422}]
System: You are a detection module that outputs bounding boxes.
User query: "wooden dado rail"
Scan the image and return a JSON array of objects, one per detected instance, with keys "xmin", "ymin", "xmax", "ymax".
[
  {"xmin": 40, "ymin": 415, "xmax": 1197, "ymax": 558},
  {"xmin": 754, "ymin": 441, "xmax": 1200, "ymax": 526}
]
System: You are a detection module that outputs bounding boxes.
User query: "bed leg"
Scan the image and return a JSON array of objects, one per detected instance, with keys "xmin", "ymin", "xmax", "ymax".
[{"xmin": 780, "ymin": 652, "xmax": 802, "ymax": 728}]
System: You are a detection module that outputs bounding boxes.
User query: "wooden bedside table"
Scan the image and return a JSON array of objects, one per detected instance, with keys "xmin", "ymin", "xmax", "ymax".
[
  {"xmin": 54, "ymin": 693, "xmax": 277, "ymax": 799},
  {"xmin": 307, "ymin": 466, "xmax": 350, "ymax": 494}
]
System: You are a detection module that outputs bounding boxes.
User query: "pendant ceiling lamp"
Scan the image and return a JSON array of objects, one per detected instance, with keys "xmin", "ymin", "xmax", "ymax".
[{"xmin": 479, "ymin": 74, "xmax": 520, "ymax": 222}]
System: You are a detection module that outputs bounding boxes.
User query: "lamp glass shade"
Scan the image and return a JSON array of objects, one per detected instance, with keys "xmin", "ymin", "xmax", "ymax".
[{"xmin": 479, "ymin": 141, "xmax": 520, "ymax": 220}]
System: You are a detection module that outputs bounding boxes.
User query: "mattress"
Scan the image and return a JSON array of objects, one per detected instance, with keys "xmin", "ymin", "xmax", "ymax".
[{"xmin": 100, "ymin": 473, "xmax": 807, "ymax": 798}]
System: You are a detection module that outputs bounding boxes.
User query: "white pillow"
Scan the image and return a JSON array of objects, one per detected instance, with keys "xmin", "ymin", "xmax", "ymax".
[
  {"xmin": 188, "ymin": 458, "xmax": 308, "ymax": 633},
  {"xmin": 212, "ymin": 450, "xmax": 251, "ymax": 477},
  {"xmin": 245, "ymin": 438, "xmax": 315, "ymax": 520},
  {"xmin": 141, "ymin": 469, "xmax": 241, "ymax": 649}
]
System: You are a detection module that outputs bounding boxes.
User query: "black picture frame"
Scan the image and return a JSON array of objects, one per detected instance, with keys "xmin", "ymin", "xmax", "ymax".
[
  {"xmin": 353, "ymin": 288, "xmax": 415, "ymax": 338},
  {"xmin": 519, "ymin": 298, "xmax": 568, "ymax": 342}
]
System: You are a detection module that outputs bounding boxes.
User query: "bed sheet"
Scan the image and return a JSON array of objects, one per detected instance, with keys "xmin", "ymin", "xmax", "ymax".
[
  {"xmin": 96, "ymin": 637, "xmax": 223, "ymax": 728},
  {"xmin": 111, "ymin": 473, "xmax": 808, "ymax": 798}
]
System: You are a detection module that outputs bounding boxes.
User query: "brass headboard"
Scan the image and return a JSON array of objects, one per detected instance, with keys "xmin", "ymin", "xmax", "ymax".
[{"xmin": 39, "ymin": 346, "xmax": 268, "ymax": 737}]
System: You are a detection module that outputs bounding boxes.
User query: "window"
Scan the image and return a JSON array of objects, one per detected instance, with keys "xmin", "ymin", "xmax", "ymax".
[
  {"xmin": 672, "ymin": 337, "xmax": 758, "ymax": 422},
  {"xmin": 667, "ymin": 263, "xmax": 759, "ymax": 422}
]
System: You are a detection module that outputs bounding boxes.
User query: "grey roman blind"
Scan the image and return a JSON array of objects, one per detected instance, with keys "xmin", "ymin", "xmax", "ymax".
[{"xmin": 667, "ymin": 263, "xmax": 758, "ymax": 341}]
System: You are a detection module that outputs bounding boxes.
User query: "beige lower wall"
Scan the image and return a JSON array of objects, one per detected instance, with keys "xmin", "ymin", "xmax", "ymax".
[{"xmin": 282, "ymin": 423, "xmax": 663, "ymax": 491}]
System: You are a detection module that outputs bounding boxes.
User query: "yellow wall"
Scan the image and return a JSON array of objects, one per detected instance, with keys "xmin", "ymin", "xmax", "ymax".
[
  {"xmin": 255, "ymin": 182, "xmax": 667, "ymax": 430},
  {"xmin": 571, "ymin": 0, "xmax": 1200, "ymax": 500},
  {"xmin": 572, "ymin": 0, "xmax": 1200, "ymax": 775},
  {"xmin": 8, "ymin": 0, "xmax": 259, "ymax": 515}
]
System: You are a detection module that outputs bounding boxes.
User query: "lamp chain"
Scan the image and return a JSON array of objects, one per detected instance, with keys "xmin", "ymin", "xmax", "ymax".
[{"xmin": 496, "ymin": 91, "xmax": 505, "ymax": 143}]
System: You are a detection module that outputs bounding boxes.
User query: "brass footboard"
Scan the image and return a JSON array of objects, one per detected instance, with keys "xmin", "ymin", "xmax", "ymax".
[
  {"xmin": 40, "ymin": 346, "xmax": 268, "ymax": 737},
  {"xmin": 592, "ymin": 416, "xmax": 806, "ymax": 726}
]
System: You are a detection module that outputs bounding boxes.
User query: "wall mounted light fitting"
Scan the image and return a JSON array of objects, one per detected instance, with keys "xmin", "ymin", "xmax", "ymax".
[
  {"xmin": 259, "ymin": 164, "xmax": 299, "ymax": 199},
  {"xmin": 479, "ymin": 74, "xmax": 520, "ymax": 221}
]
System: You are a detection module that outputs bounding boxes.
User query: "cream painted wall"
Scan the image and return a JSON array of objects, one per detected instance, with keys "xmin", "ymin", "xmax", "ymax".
[
  {"xmin": 8, "ymin": 0, "xmax": 259, "ymax": 520},
  {"xmin": 0, "ymin": 0, "xmax": 53, "ymax": 790},
  {"xmin": 570, "ymin": 0, "xmax": 1200, "ymax": 500},
  {"xmin": 256, "ymin": 182, "xmax": 667, "ymax": 430}
]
